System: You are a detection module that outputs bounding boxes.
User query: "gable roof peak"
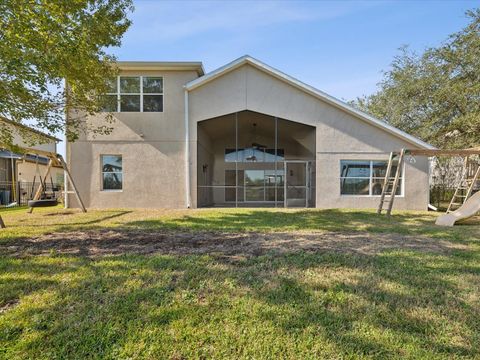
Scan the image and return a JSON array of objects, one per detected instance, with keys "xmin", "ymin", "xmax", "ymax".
[{"xmin": 185, "ymin": 56, "xmax": 434, "ymax": 150}]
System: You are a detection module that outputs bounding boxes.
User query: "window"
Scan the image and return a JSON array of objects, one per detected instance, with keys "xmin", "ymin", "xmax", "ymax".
[
  {"xmin": 142, "ymin": 77, "xmax": 163, "ymax": 112},
  {"xmin": 101, "ymin": 76, "xmax": 163, "ymax": 112},
  {"xmin": 225, "ymin": 169, "xmax": 284, "ymax": 202},
  {"xmin": 340, "ymin": 160, "xmax": 403, "ymax": 196},
  {"xmin": 224, "ymin": 149, "xmax": 237, "ymax": 162},
  {"xmin": 224, "ymin": 148, "xmax": 284, "ymax": 162},
  {"xmin": 102, "ymin": 78, "xmax": 118, "ymax": 112},
  {"xmin": 265, "ymin": 170, "xmax": 284, "ymax": 201},
  {"xmin": 102, "ymin": 155, "xmax": 123, "ymax": 190},
  {"xmin": 265, "ymin": 148, "xmax": 284, "ymax": 162},
  {"xmin": 120, "ymin": 77, "xmax": 141, "ymax": 111},
  {"xmin": 245, "ymin": 170, "xmax": 265, "ymax": 201}
]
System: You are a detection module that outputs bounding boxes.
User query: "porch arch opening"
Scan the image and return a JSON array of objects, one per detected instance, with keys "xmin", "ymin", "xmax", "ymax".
[{"xmin": 197, "ymin": 110, "xmax": 316, "ymax": 208}]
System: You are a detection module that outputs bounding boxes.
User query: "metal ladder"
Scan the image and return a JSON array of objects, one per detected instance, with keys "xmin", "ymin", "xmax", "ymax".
[
  {"xmin": 446, "ymin": 158, "xmax": 480, "ymax": 213},
  {"xmin": 377, "ymin": 149, "xmax": 405, "ymax": 215}
]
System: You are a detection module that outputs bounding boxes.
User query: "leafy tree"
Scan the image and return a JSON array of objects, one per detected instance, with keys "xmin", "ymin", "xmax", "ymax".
[
  {"xmin": 0, "ymin": 0, "xmax": 133, "ymax": 146},
  {"xmin": 353, "ymin": 9, "xmax": 480, "ymax": 149}
]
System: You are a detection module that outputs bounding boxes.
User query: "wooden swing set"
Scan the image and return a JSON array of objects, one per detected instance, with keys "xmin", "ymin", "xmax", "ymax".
[
  {"xmin": 377, "ymin": 148, "xmax": 480, "ymax": 216},
  {"xmin": 0, "ymin": 144, "xmax": 86, "ymax": 229}
]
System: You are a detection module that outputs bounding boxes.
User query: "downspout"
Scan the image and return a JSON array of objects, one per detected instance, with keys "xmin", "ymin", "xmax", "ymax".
[{"xmin": 184, "ymin": 87, "xmax": 191, "ymax": 208}]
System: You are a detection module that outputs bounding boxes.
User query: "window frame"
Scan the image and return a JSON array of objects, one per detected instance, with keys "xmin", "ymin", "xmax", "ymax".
[
  {"xmin": 119, "ymin": 76, "xmax": 141, "ymax": 112},
  {"xmin": 224, "ymin": 169, "xmax": 285, "ymax": 203},
  {"xmin": 100, "ymin": 154, "xmax": 123, "ymax": 192},
  {"xmin": 224, "ymin": 148, "xmax": 285, "ymax": 163},
  {"xmin": 104, "ymin": 76, "xmax": 164, "ymax": 113},
  {"xmin": 339, "ymin": 159, "xmax": 404, "ymax": 197}
]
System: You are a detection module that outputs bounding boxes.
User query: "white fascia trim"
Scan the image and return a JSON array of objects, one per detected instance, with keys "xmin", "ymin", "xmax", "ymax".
[
  {"xmin": 117, "ymin": 61, "xmax": 205, "ymax": 76},
  {"xmin": 185, "ymin": 56, "xmax": 248, "ymax": 91},
  {"xmin": 185, "ymin": 55, "xmax": 435, "ymax": 150}
]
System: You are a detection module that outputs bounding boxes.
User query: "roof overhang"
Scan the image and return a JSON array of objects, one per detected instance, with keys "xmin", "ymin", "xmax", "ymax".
[
  {"xmin": 406, "ymin": 149, "xmax": 480, "ymax": 156},
  {"xmin": 185, "ymin": 55, "xmax": 435, "ymax": 150},
  {"xmin": 0, "ymin": 142, "xmax": 63, "ymax": 167},
  {"xmin": 116, "ymin": 61, "xmax": 204, "ymax": 76},
  {"xmin": 0, "ymin": 150, "xmax": 22, "ymax": 160},
  {"xmin": 0, "ymin": 117, "xmax": 61, "ymax": 142}
]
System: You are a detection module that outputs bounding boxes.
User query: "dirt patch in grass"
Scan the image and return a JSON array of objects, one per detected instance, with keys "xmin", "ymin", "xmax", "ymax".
[
  {"xmin": 1, "ymin": 229, "xmax": 468, "ymax": 258},
  {"xmin": 0, "ymin": 299, "xmax": 19, "ymax": 314}
]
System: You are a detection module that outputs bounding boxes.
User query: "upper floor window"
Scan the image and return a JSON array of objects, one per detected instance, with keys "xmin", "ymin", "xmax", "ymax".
[{"xmin": 102, "ymin": 76, "xmax": 163, "ymax": 112}]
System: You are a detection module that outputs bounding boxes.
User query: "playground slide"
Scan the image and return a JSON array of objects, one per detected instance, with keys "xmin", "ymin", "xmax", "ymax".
[{"xmin": 435, "ymin": 191, "xmax": 480, "ymax": 226}]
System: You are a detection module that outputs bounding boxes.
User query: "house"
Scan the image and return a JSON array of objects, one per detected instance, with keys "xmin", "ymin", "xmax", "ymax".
[
  {"xmin": 0, "ymin": 117, "xmax": 63, "ymax": 206},
  {"xmin": 66, "ymin": 56, "xmax": 434, "ymax": 210}
]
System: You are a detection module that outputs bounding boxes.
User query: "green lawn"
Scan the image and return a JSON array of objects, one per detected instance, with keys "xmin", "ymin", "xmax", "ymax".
[{"xmin": 1, "ymin": 207, "xmax": 479, "ymax": 359}]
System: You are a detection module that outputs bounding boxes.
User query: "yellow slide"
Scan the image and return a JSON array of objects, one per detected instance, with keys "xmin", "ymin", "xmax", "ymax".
[{"xmin": 436, "ymin": 191, "xmax": 480, "ymax": 226}]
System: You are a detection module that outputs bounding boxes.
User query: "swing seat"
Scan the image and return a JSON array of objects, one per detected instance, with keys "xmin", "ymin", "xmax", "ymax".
[{"xmin": 28, "ymin": 199, "xmax": 58, "ymax": 208}]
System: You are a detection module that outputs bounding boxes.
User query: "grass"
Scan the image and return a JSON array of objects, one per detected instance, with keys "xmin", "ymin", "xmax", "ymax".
[
  {"xmin": 0, "ymin": 206, "xmax": 480, "ymax": 359},
  {"xmin": 1, "ymin": 205, "xmax": 479, "ymax": 241}
]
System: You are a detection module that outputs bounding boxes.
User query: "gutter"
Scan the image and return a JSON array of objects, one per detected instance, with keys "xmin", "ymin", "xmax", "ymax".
[
  {"xmin": 184, "ymin": 88, "xmax": 191, "ymax": 208},
  {"xmin": 115, "ymin": 61, "xmax": 205, "ymax": 76}
]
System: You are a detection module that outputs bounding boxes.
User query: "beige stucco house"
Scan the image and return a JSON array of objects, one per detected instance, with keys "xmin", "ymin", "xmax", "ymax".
[
  {"xmin": 0, "ymin": 117, "xmax": 63, "ymax": 206},
  {"xmin": 67, "ymin": 56, "xmax": 434, "ymax": 210}
]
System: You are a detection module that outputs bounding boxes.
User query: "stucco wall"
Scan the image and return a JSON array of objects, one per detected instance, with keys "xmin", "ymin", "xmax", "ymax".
[
  {"xmin": 68, "ymin": 62, "xmax": 430, "ymax": 210},
  {"xmin": 17, "ymin": 162, "xmax": 63, "ymax": 184},
  {"xmin": 188, "ymin": 64, "xmax": 429, "ymax": 210},
  {"xmin": 67, "ymin": 69, "xmax": 199, "ymax": 208},
  {"xmin": 0, "ymin": 121, "xmax": 59, "ymax": 193},
  {"xmin": 1, "ymin": 121, "xmax": 57, "ymax": 153}
]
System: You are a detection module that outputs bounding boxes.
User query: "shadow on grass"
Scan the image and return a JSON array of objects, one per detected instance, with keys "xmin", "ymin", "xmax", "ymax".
[
  {"xmin": 0, "ymin": 210, "xmax": 134, "ymax": 243},
  {"xmin": 1, "ymin": 246, "xmax": 479, "ymax": 358},
  {"xmin": 1, "ymin": 208, "xmax": 479, "ymax": 356},
  {"xmin": 125, "ymin": 208, "xmax": 480, "ymax": 242},
  {"xmin": 47, "ymin": 210, "xmax": 134, "ymax": 229}
]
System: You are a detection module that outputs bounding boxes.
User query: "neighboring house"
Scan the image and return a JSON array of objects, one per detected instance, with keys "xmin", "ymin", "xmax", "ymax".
[
  {"xmin": 67, "ymin": 55, "xmax": 434, "ymax": 210},
  {"xmin": 0, "ymin": 117, "xmax": 62, "ymax": 206}
]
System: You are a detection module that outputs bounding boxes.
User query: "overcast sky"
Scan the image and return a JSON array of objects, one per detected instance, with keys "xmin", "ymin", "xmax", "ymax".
[{"xmin": 57, "ymin": 0, "xmax": 478, "ymax": 155}]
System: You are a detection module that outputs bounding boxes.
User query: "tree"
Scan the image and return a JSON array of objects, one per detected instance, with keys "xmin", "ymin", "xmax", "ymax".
[
  {"xmin": 353, "ymin": 9, "xmax": 480, "ymax": 149},
  {"xmin": 0, "ymin": 0, "xmax": 133, "ymax": 146}
]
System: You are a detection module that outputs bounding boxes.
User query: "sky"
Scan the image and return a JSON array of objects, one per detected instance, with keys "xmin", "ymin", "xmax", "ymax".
[{"xmin": 57, "ymin": 0, "xmax": 479, "ymax": 155}]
